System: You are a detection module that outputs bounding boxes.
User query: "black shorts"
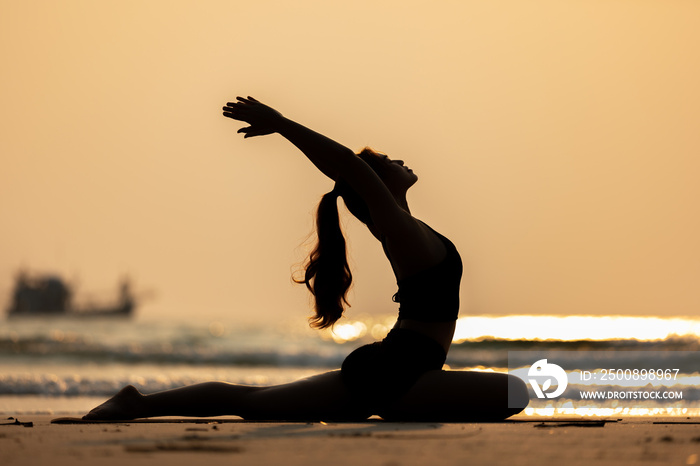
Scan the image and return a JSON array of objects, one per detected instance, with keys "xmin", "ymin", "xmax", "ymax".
[{"xmin": 340, "ymin": 328, "xmax": 447, "ymax": 411}]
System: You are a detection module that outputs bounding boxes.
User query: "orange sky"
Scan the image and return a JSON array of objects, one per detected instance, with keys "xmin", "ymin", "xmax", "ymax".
[{"xmin": 2, "ymin": 1, "xmax": 699, "ymax": 324}]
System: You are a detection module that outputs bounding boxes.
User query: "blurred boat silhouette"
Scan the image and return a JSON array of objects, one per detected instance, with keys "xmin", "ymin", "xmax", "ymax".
[{"xmin": 6, "ymin": 272, "xmax": 136, "ymax": 318}]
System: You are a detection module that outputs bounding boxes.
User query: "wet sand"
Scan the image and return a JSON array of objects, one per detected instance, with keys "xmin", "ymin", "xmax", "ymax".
[{"xmin": 2, "ymin": 415, "xmax": 700, "ymax": 465}]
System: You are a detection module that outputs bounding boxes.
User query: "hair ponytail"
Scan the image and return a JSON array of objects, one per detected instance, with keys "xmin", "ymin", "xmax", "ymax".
[
  {"xmin": 295, "ymin": 188, "xmax": 353, "ymax": 329},
  {"xmin": 295, "ymin": 148, "xmax": 383, "ymax": 329}
]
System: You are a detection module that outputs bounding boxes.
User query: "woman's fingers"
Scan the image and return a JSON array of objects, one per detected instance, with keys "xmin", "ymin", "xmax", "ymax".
[
  {"xmin": 222, "ymin": 101, "xmax": 253, "ymax": 121},
  {"xmin": 222, "ymin": 104, "xmax": 242, "ymax": 113},
  {"xmin": 223, "ymin": 96, "xmax": 277, "ymax": 138},
  {"xmin": 222, "ymin": 110, "xmax": 247, "ymax": 121},
  {"xmin": 236, "ymin": 126, "xmax": 259, "ymax": 135},
  {"xmin": 223, "ymin": 98, "xmax": 259, "ymax": 116},
  {"xmin": 224, "ymin": 102, "xmax": 249, "ymax": 111},
  {"xmin": 236, "ymin": 96, "xmax": 260, "ymax": 105},
  {"xmin": 236, "ymin": 126, "xmax": 273, "ymax": 138}
]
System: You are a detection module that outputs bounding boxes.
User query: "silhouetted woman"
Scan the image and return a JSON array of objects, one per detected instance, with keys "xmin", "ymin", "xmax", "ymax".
[{"xmin": 83, "ymin": 97, "xmax": 528, "ymax": 421}]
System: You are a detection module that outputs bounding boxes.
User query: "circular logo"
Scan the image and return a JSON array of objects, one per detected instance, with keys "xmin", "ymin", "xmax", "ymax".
[{"xmin": 528, "ymin": 358, "xmax": 568, "ymax": 399}]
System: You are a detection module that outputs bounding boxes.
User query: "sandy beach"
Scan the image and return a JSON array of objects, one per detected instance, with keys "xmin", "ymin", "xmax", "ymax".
[{"xmin": 2, "ymin": 415, "xmax": 699, "ymax": 466}]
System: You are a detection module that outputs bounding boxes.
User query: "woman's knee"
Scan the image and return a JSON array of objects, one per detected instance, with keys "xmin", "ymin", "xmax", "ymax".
[
  {"xmin": 379, "ymin": 370, "xmax": 530, "ymax": 422},
  {"xmin": 506, "ymin": 373, "xmax": 529, "ymax": 413}
]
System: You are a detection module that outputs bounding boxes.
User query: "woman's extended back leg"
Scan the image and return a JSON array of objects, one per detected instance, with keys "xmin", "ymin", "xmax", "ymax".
[
  {"xmin": 239, "ymin": 370, "xmax": 371, "ymax": 421},
  {"xmin": 84, "ymin": 370, "xmax": 371, "ymax": 421}
]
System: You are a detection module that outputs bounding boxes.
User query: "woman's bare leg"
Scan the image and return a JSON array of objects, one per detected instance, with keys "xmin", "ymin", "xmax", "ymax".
[{"xmin": 83, "ymin": 370, "xmax": 371, "ymax": 421}]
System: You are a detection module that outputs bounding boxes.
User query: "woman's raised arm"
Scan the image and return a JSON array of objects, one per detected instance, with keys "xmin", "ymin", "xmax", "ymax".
[
  {"xmin": 223, "ymin": 97, "xmax": 408, "ymax": 228},
  {"xmin": 223, "ymin": 97, "xmax": 383, "ymax": 187},
  {"xmin": 223, "ymin": 96, "xmax": 360, "ymax": 181}
]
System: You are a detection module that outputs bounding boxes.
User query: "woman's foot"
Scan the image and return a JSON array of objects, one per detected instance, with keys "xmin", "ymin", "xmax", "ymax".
[{"xmin": 83, "ymin": 385, "xmax": 145, "ymax": 420}]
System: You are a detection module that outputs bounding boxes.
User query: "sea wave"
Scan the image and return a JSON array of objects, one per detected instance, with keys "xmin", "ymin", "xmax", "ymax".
[
  {"xmin": 3, "ymin": 330, "xmax": 700, "ymax": 368},
  {"xmin": 0, "ymin": 334, "xmax": 348, "ymax": 367}
]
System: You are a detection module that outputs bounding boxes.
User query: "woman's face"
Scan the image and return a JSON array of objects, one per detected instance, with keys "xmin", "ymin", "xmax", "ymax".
[{"xmin": 377, "ymin": 154, "xmax": 419, "ymax": 192}]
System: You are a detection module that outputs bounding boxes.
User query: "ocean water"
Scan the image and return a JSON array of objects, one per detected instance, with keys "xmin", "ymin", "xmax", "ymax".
[{"xmin": 2, "ymin": 315, "xmax": 699, "ymax": 416}]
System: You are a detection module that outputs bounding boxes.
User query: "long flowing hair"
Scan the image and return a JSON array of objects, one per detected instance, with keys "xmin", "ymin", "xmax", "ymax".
[{"xmin": 294, "ymin": 148, "xmax": 387, "ymax": 329}]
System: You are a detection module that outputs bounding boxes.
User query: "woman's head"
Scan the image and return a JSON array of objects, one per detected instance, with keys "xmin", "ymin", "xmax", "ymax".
[
  {"xmin": 358, "ymin": 147, "xmax": 418, "ymax": 194},
  {"xmin": 295, "ymin": 147, "xmax": 415, "ymax": 329},
  {"xmin": 336, "ymin": 147, "xmax": 417, "ymax": 226}
]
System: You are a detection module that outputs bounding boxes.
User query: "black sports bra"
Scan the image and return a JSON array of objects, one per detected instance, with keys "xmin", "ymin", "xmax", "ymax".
[{"xmin": 382, "ymin": 223, "xmax": 463, "ymax": 322}]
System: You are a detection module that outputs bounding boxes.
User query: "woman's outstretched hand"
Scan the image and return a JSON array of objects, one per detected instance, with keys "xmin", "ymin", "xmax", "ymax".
[{"xmin": 222, "ymin": 96, "xmax": 284, "ymax": 138}]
